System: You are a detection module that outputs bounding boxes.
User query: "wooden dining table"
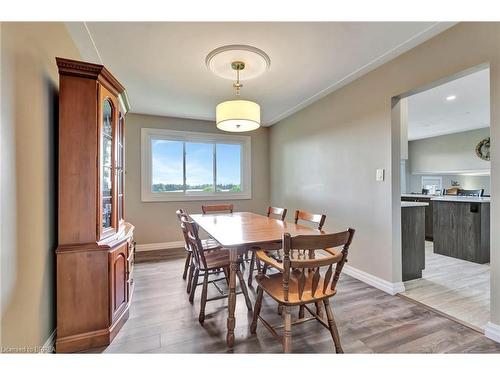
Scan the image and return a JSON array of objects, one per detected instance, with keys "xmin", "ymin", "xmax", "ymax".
[{"xmin": 189, "ymin": 211, "xmax": 324, "ymax": 349}]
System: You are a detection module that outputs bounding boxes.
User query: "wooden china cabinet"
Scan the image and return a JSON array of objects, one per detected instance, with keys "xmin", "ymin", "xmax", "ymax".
[{"xmin": 55, "ymin": 58, "xmax": 135, "ymax": 353}]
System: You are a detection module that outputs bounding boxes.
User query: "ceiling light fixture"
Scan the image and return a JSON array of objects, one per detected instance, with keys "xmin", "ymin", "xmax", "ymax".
[
  {"xmin": 446, "ymin": 95, "xmax": 457, "ymax": 101},
  {"xmin": 216, "ymin": 61, "xmax": 261, "ymax": 132}
]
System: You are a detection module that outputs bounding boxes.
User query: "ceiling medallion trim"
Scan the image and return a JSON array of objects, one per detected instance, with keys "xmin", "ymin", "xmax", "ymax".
[{"xmin": 205, "ymin": 44, "xmax": 271, "ymax": 80}]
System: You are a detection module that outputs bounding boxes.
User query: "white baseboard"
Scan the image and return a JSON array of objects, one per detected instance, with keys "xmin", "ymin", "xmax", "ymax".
[
  {"xmin": 485, "ymin": 322, "xmax": 500, "ymax": 343},
  {"xmin": 135, "ymin": 241, "xmax": 185, "ymax": 252},
  {"xmin": 343, "ymin": 264, "xmax": 405, "ymax": 295},
  {"xmin": 41, "ymin": 329, "xmax": 56, "ymax": 353}
]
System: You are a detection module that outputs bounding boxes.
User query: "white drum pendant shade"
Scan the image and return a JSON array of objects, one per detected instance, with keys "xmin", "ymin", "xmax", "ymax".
[{"xmin": 216, "ymin": 100, "xmax": 261, "ymax": 132}]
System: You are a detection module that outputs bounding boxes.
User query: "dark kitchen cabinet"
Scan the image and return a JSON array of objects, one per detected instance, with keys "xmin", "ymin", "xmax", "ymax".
[{"xmin": 401, "ymin": 196, "xmax": 433, "ymax": 241}]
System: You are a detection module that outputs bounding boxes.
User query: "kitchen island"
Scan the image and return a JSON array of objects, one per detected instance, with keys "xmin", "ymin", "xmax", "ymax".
[
  {"xmin": 401, "ymin": 194, "xmax": 437, "ymax": 240},
  {"xmin": 401, "ymin": 201, "xmax": 428, "ymax": 281},
  {"xmin": 432, "ymin": 196, "xmax": 490, "ymax": 264}
]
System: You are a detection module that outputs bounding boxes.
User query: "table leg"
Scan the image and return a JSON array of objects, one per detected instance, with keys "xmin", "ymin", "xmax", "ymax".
[{"xmin": 226, "ymin": 248, "xmax": 238, "ymax": 348}]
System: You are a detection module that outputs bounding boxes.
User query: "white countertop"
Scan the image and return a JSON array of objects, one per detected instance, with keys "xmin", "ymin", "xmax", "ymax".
[
  {"xmin": 401, "ymin": 194, "xmax": 438, "ymax": 199},
  {"xmin": 431, "ymin": 196, "xmax": 491, "ymax": 203},
  {"xmin": 401, "ymin": 201, "xmax": 429, "ymax": 208}
]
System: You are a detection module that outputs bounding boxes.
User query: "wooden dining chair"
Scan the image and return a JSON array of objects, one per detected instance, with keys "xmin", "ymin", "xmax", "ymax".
[
  {"xmin": 176, "ymin": 209, "xmax": 222, "ymax": 294},
  {"xmin": 268, "ymin": 206, "xmax": 288, "ymax": 221},
  {"xmin": 201, "ymin": 204, "xmax": 234, "ymax": 214},
  {"xmin": 250, "ymin": 229, "xmax": 355, "ymax": 353},
  {"xmin": 294, "ymin": 210, "xmax": 326, "ymax": 230},
  {"xmin": 293, "ymin": 210, "xmax": 327, "ymax": 317},
  {"xmin": 181, "ymin": 214, "xmax": 253, "ymax": 323},
  {"xmin": 247, "ymin": 206, "xmax": 288, "ymax": 286},
  {"xmin": 200, "ymin": 203, "xmax": 255, "ymax": 269}
]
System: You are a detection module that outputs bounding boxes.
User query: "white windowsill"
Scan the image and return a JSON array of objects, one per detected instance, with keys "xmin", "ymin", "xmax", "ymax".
[{"xmin": 141, "ymin": 192, "xmax": 252, "ymax": 202}]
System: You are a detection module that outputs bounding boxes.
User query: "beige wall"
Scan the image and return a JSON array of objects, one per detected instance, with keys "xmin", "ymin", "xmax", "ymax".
[
  {"xmin": 409, "ymin": 127, "xmax": 490, "ymax": 174},
  {"xmin": 408, "ymin": 127, "xmax": 491, "ymax": 194},
  {"xmin": 270, "ymin": 78, "xmax": 395, "ymax": 280},
  {"xmin": 409, "ymin": 174, "xmax": 491, "ymax": 195},
  {"xmin": 124, "ymin": 113, "xmax": 270, "ymax": 245},
  {"xmin": 269, "ymin": 23, "xmax": 500, "ymax": 325},
  {"xmin": 0, "ymin": 23, "xmax": 81, "ymax": 349}
]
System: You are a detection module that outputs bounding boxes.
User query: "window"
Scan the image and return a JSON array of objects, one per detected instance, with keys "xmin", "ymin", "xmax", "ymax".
[
  {"xmin": 421, "ymin": 176, "xmax": 442, "ymax": 194},
  {"xmin": 142, "ymin": 128, "xmax": 251, "ymax": 201}
]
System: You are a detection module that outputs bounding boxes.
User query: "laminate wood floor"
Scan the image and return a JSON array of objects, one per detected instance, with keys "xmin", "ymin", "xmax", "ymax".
[
  {"xmin": 401, "ymin": 242, "xmax": 490, "ymax": 331},
  {"xmin": 83, "ymin": 257, "xmax": 500, "ymax": 353}
]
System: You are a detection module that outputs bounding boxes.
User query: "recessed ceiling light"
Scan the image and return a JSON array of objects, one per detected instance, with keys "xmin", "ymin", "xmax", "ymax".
[{"xmin": 446, "ymin": 95, "xmax": 457, "ymax": 101}]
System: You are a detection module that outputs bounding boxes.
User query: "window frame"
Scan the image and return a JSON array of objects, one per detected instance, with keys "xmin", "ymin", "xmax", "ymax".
[
  {"xmin": 141, "ymin": 128, "xmax": 252, "ymax": 202},
  {"xmin": 421, "ymin": 176, "xmax": 443, "ymax": 192}
]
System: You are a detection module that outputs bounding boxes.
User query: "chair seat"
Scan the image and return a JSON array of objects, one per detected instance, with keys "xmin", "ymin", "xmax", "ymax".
[
  {"xmin": 185, "ymin": 238, "xmax": 221, "ymax": 253},
  {"xmin": 201, "ymin": 238, "xmax": 220, "ymax": 250},
  {"xmin": 256, "ymin": 270, "xmax": 337, "ymax": 306},
  {"xmin": 203, "ymin": 249, "xmax": 230, "ymax": 270}
]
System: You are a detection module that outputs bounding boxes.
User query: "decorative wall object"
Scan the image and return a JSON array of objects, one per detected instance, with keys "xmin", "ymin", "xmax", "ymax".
[{"xmin": 475, "ymin": 137, "xmax": 490, "ymax": 161}]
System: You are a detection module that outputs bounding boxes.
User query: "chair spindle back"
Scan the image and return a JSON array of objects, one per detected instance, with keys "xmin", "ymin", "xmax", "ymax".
[
  {"xmin": 281, "ymin": 229, "xmax": 355, "ymax": 302},
  {"xmin": 267, "ymin": 206, "xmax": 287, "ymax": 221},
  {"xmin": 176, "ymin": 209, "xmax": 190, "ymax": 252},
  {"xmin": 180, "ymin": 215, "xmax": 208, "ymax": 269},
  {"xmin": 201, "ymin": 204, "xmax": 234, "ymax": 214},
  {"xmin": 294, "ymin": 210, "xmax": 326, "ymax": 230}
]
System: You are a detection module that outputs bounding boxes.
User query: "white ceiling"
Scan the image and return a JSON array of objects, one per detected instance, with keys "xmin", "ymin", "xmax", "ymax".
[
  {"xmin": 408, "ymin": 68, "xmax": 490, "ymax": 140},
  {"xmin": 66, "ymin": 22, "xmax": 455, "ymax": 126}
]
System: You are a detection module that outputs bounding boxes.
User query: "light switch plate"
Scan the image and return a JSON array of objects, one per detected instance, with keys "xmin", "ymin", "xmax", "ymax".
[{"xmin": 376, "ymin": 168, "xmax": 385, "ymax": 181}]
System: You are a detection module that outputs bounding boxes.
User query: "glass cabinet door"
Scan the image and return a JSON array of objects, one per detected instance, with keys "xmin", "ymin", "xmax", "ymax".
[
  {"xmin": 117, "ymin": 113, "xmax": 125, "ymax": 223},
  {"xmin": 98, "ymin": 85, "xmax": 123, "ymax": 240},
  {"xmin": 101, "ymin": 98, "xmax": 114, "ymax": 234}
]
